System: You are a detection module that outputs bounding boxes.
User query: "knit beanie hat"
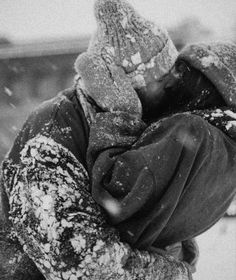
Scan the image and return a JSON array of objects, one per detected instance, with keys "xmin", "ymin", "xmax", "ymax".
[
  {"xmin": 178, "ymin": 42, "xmax": 236, "ymax": 107},
  {"xmin": 75, "ymin": 0, "xmax": 178, "ymax": 92}
]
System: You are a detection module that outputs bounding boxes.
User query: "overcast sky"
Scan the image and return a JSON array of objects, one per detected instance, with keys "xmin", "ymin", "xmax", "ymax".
[{"xmin": 1, "ymin": 0, "xmax": 236, "ymax": 43}]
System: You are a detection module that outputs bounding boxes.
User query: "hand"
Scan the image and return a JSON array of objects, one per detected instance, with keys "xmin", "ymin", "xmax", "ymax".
[
  {"xmin": 165, "ymin": 242, "xmax": 184, "ymax": 261},
  {"xmin": 75, "ymin": 52, "xmax": 142, "ymax": 116}
]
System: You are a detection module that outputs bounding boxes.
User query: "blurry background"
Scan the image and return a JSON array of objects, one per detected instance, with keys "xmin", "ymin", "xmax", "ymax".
[{"xmin": 0, "ymin": 0, "xmax": 235, "ymax": 279}]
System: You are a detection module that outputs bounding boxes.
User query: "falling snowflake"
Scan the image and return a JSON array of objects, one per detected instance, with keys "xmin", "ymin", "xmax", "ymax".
[
  {"xmin": 4, "ymin": 87, "xmax": 13, "ymax": 96},
  {"xmin": 102, "ymin": 198, "xmax": 121, "ymax": 217}
]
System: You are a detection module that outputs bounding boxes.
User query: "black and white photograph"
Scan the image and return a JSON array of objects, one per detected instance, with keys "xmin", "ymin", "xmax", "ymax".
[{"xmin": 0, "ymin": 0, "xmax": 236, "ymax": 279}]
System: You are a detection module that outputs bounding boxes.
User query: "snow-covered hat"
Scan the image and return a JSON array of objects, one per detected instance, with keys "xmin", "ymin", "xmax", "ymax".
[
  {"xmin": 76, "ymin": 0, "xmax": 178, "ymax": 91},
  {"xmin": 178, "ymin": 42, "xmax": 236, "ymax": 107}
]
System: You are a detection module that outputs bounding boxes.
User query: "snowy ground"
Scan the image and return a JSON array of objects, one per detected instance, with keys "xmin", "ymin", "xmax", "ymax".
[{"xmin": 194, "ymin": 218, "xmax": 236, "ymax": 280}]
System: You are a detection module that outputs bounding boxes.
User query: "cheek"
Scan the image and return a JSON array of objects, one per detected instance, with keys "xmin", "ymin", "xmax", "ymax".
[
  {"xmin": 137, "ymin": 81, "xmax": 166, "ymax": 107},
  {"xmin": 147, "ymin": 81, "xmax": 166, "ymax": 101}
]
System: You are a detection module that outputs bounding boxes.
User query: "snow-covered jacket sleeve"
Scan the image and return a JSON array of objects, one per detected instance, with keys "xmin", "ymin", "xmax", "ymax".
[
  {"xmin": 1, "ymin": 91, "xmax": 191, "ymax": 280},
  {"xmin": 2, "ymin": 135, "xmax": 191, "ymax": 280}
]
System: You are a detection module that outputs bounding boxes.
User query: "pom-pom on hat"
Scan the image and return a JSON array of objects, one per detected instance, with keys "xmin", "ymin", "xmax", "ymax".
[{"xmin": 178, "ymin": 42, "xmax": 236, "ymax": 107}]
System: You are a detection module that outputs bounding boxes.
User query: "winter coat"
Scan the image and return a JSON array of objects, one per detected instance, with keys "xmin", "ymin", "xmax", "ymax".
[{"xmin": 0, "ymin": 88, "xmax": 192, "ymax": 280}]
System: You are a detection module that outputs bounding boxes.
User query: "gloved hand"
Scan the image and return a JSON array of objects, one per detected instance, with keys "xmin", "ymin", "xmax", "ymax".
[
  {"xmin": 75, "ymin": 52, "xmax": 142, "ymax": 116},
  {"xmin": 165, "ymin": 238, "xmax": 199, "ymax": 273}
]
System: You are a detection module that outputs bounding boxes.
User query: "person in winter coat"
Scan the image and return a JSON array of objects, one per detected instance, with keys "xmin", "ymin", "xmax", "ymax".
[
  {"xmin": 1, "ymin": 0, "xmax": 236, "ymax": 279},
  {"xmin": 76, "ymin": 0, "xmax": 236, "ymax": 265}
]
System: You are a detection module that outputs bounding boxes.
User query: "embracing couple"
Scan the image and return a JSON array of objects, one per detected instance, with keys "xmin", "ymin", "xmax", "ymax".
[{"xmin": 1, "ymin": 0, "xmax": 236, "ymax": 279}]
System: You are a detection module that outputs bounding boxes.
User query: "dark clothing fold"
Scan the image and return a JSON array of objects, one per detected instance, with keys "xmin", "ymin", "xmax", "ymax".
[{"xmin": 88, "ymin": 112, "xmax": 236, "ymax": 250}]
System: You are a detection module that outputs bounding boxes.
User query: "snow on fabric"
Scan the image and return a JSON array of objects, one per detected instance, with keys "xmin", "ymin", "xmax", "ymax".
[
  {"xmin": 178, "ymin": 42, "xmax": 236, "ymax": 107},
  {"xmin": 2, "ymin": 134, "xmax": 190, "ymax": 280},
  {"xmin": 201, "ymin": 55, "xmax": 220, "ymax": 68}
]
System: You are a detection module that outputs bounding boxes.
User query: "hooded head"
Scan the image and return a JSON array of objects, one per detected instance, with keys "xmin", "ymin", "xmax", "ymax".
[{"xmin": 178, "ymin": 42, "xmax": 236, "ymax": 107}]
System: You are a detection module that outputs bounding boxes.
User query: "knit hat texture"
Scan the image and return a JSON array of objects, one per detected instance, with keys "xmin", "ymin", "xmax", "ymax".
[
  {"xmin": 75, "ymin": 0, "xmax": 178, "ymax": 92},
  {"xmin": 178, "ymin": 42, "xmax": 236, "ymax": 107}
]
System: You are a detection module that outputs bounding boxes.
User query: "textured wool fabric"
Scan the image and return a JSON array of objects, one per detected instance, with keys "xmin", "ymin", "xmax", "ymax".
[
  {"xmin": 178, "ymin": 42, "xmax": 236, "ymax": 107},
  {"xmin": 75, "ymin": 0, "xmax": 178, "ymax": 114}
]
